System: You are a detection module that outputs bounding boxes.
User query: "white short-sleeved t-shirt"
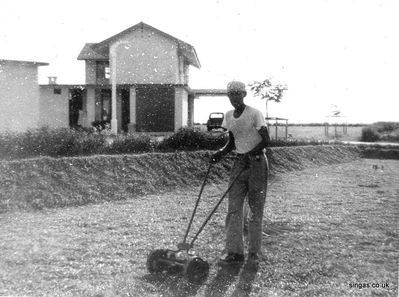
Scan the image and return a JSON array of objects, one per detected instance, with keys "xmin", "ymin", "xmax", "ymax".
[{"xmin": 222, "ymin": 105, "xmax": 266, "ymax": 154}]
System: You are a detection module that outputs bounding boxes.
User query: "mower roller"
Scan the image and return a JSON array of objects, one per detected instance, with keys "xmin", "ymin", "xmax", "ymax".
[{"xmin": 146, "ymin": 160, "xmax": 246, "ymax": 284}]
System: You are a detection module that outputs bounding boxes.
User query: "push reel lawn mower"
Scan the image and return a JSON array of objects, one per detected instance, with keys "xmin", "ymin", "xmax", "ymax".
[{"xmin": 146, "ymin": 161, "xmax": 245, "ymax": 284}]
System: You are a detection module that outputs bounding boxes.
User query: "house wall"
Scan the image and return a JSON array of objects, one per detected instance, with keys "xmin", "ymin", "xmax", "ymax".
[
  {"xmin": 85, "ymin": 60, "xmax": 97, "ymax": 85},
  {"xmin": 184, "ymin": 64, "xmax": 189, "ymax": 85},
  {"xmin": 0, "ymin": 61, "xmax": 41, "ymax": 133},
  {"xmin": 178, "ymin": 55, "xmax": 189, "ymax": 85},
  {"xmin": 39, "ymin": 86, "xmax": 69, "ymax": 128},
  {"xmin": 109, "ymin": 27, "xmax": 180, "ymax": 84}
]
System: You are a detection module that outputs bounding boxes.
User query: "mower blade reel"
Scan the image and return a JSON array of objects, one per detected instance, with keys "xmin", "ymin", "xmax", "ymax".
[{"xmin": 184, "ymin": 257, "xmax": 210, "ymax": 284}]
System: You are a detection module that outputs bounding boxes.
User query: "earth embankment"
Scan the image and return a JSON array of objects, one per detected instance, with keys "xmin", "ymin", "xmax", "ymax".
[{"xmin": 0, "ymin": 145, "xmax": 361, "ymax": 213}]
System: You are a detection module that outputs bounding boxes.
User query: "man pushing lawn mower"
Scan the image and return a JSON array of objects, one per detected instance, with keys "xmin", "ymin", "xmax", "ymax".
[
  {"xmin": 211, "ymin": 80, "xmax": 270, "ymax": 265},
  {"xmin": 146, "ymin": 81, "xmax": 269, "ymax": 283}
]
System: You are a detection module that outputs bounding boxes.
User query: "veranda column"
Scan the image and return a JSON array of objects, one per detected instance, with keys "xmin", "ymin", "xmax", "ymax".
[
  {"xmin": 86, "ymin": 87, "xmax": 95, "ymax": 128},
  {"xmin": 187, "ymin": 94, "xmax": 195, "ymax": 127},
  {"xmin": 110, "ymin": 50, "xmax": 118, "ymax": 134},
  {"xmin": 174, "ymin": 87, "xmax": 186, "ymax": 132},
  {"xmin": 129, "ymin": 86, "xmax": 136, "ymax": 132}
]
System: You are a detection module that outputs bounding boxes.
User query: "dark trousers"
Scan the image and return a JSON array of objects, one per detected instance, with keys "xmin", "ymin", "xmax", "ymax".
[{"xmin": 225, "ymin": 153, "xmax": 269, "ymax": 255}]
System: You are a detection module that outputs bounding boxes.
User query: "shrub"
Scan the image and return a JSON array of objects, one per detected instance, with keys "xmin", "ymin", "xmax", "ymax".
[
  {"xmin": 372, "ymin": 121, "xmax": 399, "ymax": 133},
  {"xmin": 73, "ymin": 131, "xmax": 106, "ymax": 155},
  {"xmin": 3, "ymin": 127, "xmax": 78, "ymax": 158},
  {"xmin": 159, "ymin": 128, "xmax": 228, "ymax": 151},
  {"xmin": 157, "ymin": 128, "xmax": 329, "ymax": 152},
  {"xmin": 380, "ymin": 129, "xmax": 399, "ymax": 142},
  {"xmin": 107, "ymin": 133, "xmax": 155, "ymax": 154},
  {"xmin": 0, "ymin": 127, "xmax": 107, "ymax": 159},
  {"xmin": 360, "ymin": 127, "xmax": 380, "ymax": 142},
  {"xmin": 38, "ymin": 128, "xmax": 77, "ymax": 157},
  {"xmin": 21, "ymin": 127, "xmax": 103, "ymax": 157},
  {"xmin": 0, "ymin": 132, "xmax": 21, "ymax": 159},
  {"xmin": 0, "ymin": 126, "xmax": 338, "ymax": 161}
]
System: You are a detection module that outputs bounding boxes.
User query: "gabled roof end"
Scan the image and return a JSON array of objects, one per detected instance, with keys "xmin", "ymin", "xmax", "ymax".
[{"xmin": 77, "ymin": 22, "xmax": 201, "ymax": 68}]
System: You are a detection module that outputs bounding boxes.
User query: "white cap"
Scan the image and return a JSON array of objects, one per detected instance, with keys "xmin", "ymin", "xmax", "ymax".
[{"xmin": 227, "ymin": 81, "xmax": 246, "ymax": 93}]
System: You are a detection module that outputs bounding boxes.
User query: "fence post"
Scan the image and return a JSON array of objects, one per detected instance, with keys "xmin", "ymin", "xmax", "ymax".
[
  {"xmin": 324, "ymin": 123, "xmax": 329, "ymax": 136},
  {"xmin": 285, "ymin": 119, "xmax": 288, "ymax": 140}
]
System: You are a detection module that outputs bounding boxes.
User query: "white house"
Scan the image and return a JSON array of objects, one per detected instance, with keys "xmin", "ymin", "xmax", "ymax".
[
  {"xmin": 1, "ymin": 22, "xmax": 227, "ymax": 134},
  {"xmin": 0, "ymin": 59, "xmax": 48, "ymax": 133},
  {"xmin": 42, "ymin": 22, "xmax": 202, "ymax": 134}
]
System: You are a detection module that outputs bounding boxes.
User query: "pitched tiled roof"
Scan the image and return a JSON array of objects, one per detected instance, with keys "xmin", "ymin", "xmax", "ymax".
[
  {"xmin": 0, "ymin": 59, "xmax": 49, "ymax": 66},
  {"xmin": 77, "ymin": 43, "xmax": 108, "ymax": 60},
  {"xmin": 77, "ymin": 22, "xmax": 200, "ymax": 68}
]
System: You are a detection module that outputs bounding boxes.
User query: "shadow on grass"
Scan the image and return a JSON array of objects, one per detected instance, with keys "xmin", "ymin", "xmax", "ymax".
[
  {"xmin": 204, "ymin": 263, "xmax": 242, "ymax": 297},
  {"xmin": 141, "ymin": 272, "xmax": 202, "ymax": 297},
  {"xmin": 205, "ymin": 261, "xmax": 259, "ymax": 297},
  {"xmin": 140, "ymin": 261, "xmax": 259, "ymax": 297},
  {"xmin": 231, "ymin": 262, "xmax": 259, "ymax": 297}
]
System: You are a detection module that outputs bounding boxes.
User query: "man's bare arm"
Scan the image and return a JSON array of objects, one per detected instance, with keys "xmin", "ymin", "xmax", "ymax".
[{"xmin": 246, "ymin": 126, "xmax": 270, "ymax": 155}]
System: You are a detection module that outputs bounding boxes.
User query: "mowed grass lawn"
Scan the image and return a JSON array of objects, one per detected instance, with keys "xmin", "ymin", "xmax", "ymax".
[{"xmin": 0, "ymin": 159, "xmax": 398, "ymax": 297}]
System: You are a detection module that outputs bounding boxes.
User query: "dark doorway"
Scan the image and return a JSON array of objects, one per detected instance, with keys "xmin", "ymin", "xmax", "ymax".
[
  {"xmin": 136, "ymin": 86, "xmax": 174, "ymax": 132},
  {"xmin": 69, "ymin": 89, "xmax": 83, "ymax": 127},
  {"xmin": 121, "ymin": 88, "xmax": 130, "ymax": 133}
]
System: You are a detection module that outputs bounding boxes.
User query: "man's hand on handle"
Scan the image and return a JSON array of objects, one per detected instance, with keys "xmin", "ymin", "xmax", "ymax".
[
  {"xmin": 211, "ymin": 131, "xmax": 235, "ymax": 164},
  {"xmin": 211, "ymin": 150, "xmax": 224, "ymax": 164}
]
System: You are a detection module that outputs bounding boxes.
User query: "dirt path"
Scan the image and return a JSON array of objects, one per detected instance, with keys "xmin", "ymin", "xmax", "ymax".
[{"xmin": 0, "ymin": 159, "xmax": 398, "ymax": 297}]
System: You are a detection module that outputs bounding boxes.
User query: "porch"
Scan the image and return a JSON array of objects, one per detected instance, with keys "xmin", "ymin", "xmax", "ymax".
[{"xmin": 40, "ymin": 84, "xmax": 194, "ymax": 134}]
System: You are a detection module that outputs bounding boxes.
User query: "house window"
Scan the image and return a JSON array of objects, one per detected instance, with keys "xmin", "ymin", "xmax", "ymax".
[
  {"xmin": 96, "ymin": 61, "xmax": 110, "ymax": 81},
  {"xmin": 105, "ymin": 66, "xmax": 110, "ymax": 79},
  {"xmin": 54, "ymin": 88, "xmax": 62, "ymax": 95}
]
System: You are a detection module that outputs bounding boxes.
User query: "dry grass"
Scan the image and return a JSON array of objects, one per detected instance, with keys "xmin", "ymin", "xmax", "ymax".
[{"xmin": 0, "ymin": 159, "xmax": 398, "ymax": 297}]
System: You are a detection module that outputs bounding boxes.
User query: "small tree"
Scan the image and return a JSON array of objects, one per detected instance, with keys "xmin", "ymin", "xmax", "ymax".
[{"xmin": 249, "ymin": 78, "xmax": 288, "ymax": 121}]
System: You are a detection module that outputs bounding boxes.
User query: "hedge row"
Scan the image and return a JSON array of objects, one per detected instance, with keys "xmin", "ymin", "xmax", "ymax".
[
  {"xmin": 0, "ymin": 127, "xmax": 330, "ymax": 160},
  {"xmin": 360, "ymin": 122, "xmax": 399, "ymax": 142}
]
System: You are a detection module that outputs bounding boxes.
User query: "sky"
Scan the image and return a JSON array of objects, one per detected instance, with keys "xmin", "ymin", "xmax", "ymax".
[{"xmin": 0, "ymin": 0, "xmax": 398, "ymax": 124}]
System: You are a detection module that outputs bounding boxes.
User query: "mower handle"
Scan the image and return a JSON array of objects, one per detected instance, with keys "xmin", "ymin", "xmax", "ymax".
[
  {"xmin": 181, "ymin": 162, "xmax": 213, "ymax": 247},
  {"xmin": 189, "ymin": 165, "xmax": 246, "ymax": 247}
]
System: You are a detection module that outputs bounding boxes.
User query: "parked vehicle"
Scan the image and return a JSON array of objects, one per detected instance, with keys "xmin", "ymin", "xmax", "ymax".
[{"xmin": 206, "ymin": 112, "xmax": 225, "ymax": 131}]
